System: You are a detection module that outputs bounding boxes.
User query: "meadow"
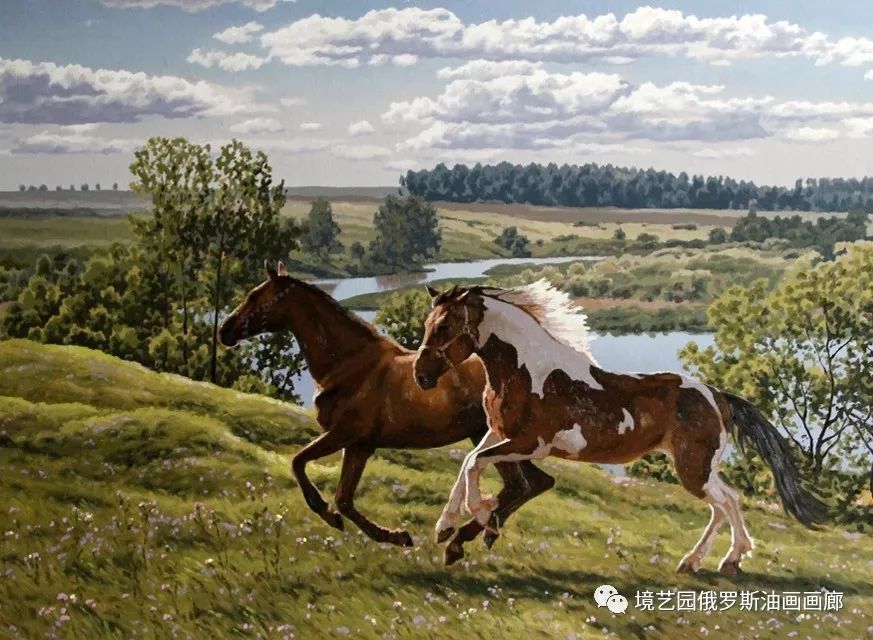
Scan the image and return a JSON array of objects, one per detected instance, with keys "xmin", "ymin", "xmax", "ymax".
[{"xmin": 1, "ymin": 339, "xmax": 871, "ymax": 639}]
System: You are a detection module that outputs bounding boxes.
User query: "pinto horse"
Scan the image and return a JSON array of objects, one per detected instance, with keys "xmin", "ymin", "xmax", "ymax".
[
  {"xmin": 218, "ymin": 262, "xmax": 554, "ymax": 562},
  {"xmin": 413, "ymin": 281, "xmax": 827, "ymax": 574}
]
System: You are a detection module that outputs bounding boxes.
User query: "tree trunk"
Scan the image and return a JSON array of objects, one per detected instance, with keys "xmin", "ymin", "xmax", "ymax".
[{"xmin": 210, "ymin": 226, "xmax": 225, "ymax": 384}]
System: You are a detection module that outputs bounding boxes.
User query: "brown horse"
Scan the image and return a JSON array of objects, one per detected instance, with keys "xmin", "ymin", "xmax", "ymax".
[
  {"xmin": 218, "ymin": 262, "xmax": 554, "ymax": 562},
  {"xmin": 413, "ymin": 281, "xmax": 827, "ymax": 574}
]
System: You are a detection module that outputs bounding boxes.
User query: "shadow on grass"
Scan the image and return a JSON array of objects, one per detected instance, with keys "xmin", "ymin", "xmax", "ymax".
[{"xmin": 387, "ymin": 564, "xmax": 873, "ymax": 600}]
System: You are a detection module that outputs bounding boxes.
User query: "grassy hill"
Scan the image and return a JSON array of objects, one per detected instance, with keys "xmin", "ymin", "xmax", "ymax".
[{"xmin": 0, "ymin": 340, "xmax": 871, "ymax": 639}]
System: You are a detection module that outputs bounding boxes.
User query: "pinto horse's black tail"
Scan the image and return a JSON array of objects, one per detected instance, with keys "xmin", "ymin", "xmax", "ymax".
[{"xmin": 725, "ymin": 393, "xmax": 829, "ymax": 528}]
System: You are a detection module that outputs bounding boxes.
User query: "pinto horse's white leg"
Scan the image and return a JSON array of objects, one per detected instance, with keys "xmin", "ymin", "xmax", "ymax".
[
  {"xmin": 435, "ymin": 430, "xmax": 503, "ymax": 542},
  {"xmin": 715, "ymin": 484, "xmax": 754, "ymax": 575},
  {"xmin": 677, "ymin": 503, "xmax": 726, "ymax": 573},
  {"xmin": 465, "ymin": 437, "xmax": 550, "ymax": 529}
]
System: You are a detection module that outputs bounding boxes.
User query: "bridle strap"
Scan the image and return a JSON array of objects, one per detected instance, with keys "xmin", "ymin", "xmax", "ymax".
[{"xmin": 433, "ymin": 305, "xmax": 474, "ymax": 368}]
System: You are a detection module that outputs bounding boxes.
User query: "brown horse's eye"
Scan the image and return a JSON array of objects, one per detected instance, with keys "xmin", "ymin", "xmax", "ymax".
[{"xmin": 436, "ymin": 324, "xmax": 448, "ymax": 335}]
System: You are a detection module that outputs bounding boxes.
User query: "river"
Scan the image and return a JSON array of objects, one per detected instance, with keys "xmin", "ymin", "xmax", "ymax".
[{"xmin": 288, "ymin": 256, "xmax": 714, "ymax": 407}]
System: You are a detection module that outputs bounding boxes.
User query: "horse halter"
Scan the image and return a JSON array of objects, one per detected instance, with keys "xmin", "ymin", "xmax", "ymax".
[
  {"xmin": 238, "ymin": 280, "xmax": 294, "ymax": 335},
  {"xmin": 432, "ymin": 304, "xmax": 475, "ymax": 366}
]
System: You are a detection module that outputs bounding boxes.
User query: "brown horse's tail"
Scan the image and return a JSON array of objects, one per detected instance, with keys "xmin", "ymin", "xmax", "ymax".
[{"xmin": 725, "ymin": 393, "xmax": 829, "ymax": 528}]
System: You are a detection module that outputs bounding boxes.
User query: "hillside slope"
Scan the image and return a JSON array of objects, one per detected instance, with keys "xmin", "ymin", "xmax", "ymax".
[{"xmin": 0, "ymin": 340, "xmax": 871, "ymax": 639}]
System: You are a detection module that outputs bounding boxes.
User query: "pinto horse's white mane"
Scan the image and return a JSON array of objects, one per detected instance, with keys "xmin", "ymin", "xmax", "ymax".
[{"xmin": 487, "ymin": 279, "xmax": 597, "ymax": 365}]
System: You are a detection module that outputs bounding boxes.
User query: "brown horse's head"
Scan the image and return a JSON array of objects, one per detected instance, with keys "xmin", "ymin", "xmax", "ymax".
[
  {"xmin": 413, "ymin": 285, "xmax": 486, "ymax": 389},
  {"xmin": 219, "ymin": 261, "xmax": 293, "ymax": 347}
]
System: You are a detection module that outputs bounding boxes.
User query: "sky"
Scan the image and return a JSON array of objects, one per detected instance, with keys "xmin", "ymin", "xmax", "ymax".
[{"xmin": 2, "ymin": 0, "xmax": 873, "ymax": 189}]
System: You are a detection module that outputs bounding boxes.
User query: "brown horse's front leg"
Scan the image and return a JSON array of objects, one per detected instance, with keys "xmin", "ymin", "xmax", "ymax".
[
  {"xmin": 444, "ymin": 461, "xmax": 554, "ymax": 566},
  {"xmin": 291, "ymin": 431, "xmax": 350, "ymax": 531},
  {"xmin": 335, "ymin": 445, "xmax": 413, "ymax": 547}
]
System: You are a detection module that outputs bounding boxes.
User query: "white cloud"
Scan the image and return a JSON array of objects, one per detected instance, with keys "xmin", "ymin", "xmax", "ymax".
[
  {"xmin": 384, "ymin": 63, "xmax": 873, "ymax": 154},
  {"xmin": 187, "ymin": 48, "xmax": 267, "ymax": 71},
  {"xmin": 347, "ymin": 120, "xmax": 375, "ymax": 136},
  {"xmin": 214, "ymin": 21, "xmax": 263, "ymax": 45},
  {"xmin": 331, "ymin": 144, "xmax": 391, "ymax": 161},
  {"xmin": 101, "ymin": 0, "xmax": 289, "ymax": 12},
  {"xmin": 258, "ymin": 7, "xmax": 873, "ymax": 70},
  {"xmin": 279, "ymin": 97, "xmax": 305, "ymax": 107},
  {"xmin": 230, "ymin": 117, "xmax": 284, "ymax": 134},
  {"xmin": 844, "ymin": 117, "xmax": 873, "ymax": 138},
  {"xmin": 692, "ymin": 147, "xmax": 755, "ymax": 159},
  {"xmin": 781, "ymin": 127, "xmax": 840, "ymax": 143},
  {"xmin": 865, "ymin": 70, "xmax": 873, "ymax": 80},
  {"xmin": 0, "ymin": 56, "xmax": 255, "ymax": 125},
  {"xmin": 437, "ymin": 60, "xmax": 543, "ymax": 80},
  {"xmin": 300, "ymin": 122, "xmax": 322, "ymax": 131},
  {"xmin": 248, "ymin": 137, "xmax": 330, "ymax": 153},
  {"xmin": 12, "ymin": 127, "xmax": 139, "ymax": 154}
]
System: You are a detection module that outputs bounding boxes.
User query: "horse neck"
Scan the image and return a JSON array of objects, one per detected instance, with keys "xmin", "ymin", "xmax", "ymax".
[
  {"xmin": 474, "ymin": 296, "xmax": 601, "ymax": 394},
  {"xmin": 276, "ymin": 281, "xmax": 383, "ymax": 382}
]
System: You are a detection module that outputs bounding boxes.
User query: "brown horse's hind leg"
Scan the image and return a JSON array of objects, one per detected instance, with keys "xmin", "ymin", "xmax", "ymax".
[
  {"xmin": 291, "ymin": 430, "xmax": 352, "ymax": 531},
  {"xmin": 335, "ymin": 445, "xmax": 413, "ymax": 547},
  {"xmin": 445, "ymin": 461, "xmax": 554, "ymax": 566}
]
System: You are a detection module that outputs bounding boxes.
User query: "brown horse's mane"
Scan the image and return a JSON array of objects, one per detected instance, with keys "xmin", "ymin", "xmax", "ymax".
[{"xmin": 285, "ymin": 276, "xmax": 384, "ymax": 343}]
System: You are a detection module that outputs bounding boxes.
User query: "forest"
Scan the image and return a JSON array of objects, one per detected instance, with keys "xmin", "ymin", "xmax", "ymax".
[{"xmin": 402, "ymin": 162, "xmax": 873, "ymax": 212}]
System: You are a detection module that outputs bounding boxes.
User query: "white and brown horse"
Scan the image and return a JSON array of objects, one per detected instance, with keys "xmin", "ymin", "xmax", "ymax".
[{"xmin": 413, "ymin": 281, "xmax": 826, "ymax": 574}]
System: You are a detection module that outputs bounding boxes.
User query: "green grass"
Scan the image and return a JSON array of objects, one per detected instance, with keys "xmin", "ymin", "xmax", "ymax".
[{"xmin": 1, "ymin": 339, "xmax": 872, "ymax": 639}]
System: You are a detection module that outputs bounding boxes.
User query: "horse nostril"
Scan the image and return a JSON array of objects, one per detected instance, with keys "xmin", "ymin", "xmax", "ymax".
[{"xmin": 417, "ymin": 373, "xmax": 429, "ymax": 388}]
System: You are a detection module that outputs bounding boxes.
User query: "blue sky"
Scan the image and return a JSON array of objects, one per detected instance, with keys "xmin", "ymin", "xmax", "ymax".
[{"xmin": 2, "ymin": 0, "xmax": 873, "ymax": 189}]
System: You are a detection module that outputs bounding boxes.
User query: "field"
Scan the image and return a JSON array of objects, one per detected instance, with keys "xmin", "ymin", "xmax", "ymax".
[
  {"xmin": 1, "ymin": 339, "xmax": 871, "ymax": 639},
  {"xmin": 0, "ymin": 190, "xmax": 742, "ymax": 261}
]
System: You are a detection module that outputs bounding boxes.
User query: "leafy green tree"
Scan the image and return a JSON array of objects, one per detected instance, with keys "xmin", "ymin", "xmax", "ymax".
[
  {"xmin": 349, "ymin": 241, "xmax": 365, "ymax": 262},
  {"xmin": 494, "ymin": 226, "xmax": 532, "ymax": 258},
  {"xmin": 300, "ymin": 197, "xmax": 343, "ymax": 258},
  {"xmin": 368, "ymin": 195, "xmax": 441, "ymax": 267},
  {"xmin": 130, "ymin": 137, "xmax": 297, "ymax": 383},
  {"xmin": 681, "ymin": 242, "xmax": 873, "ymax": 502},
  {"xmin": 375, "ymin": 289, "xmax": 432, "ymax": 349},
  {"xmin": 613, "ymin": 227, "xmax": 626, "ymax": 241},
  {"xmin": 708, "ymin": 227, "xmax": 728, "ymax": 244}
]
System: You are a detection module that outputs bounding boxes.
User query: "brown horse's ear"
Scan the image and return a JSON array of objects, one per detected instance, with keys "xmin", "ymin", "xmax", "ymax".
[
  {"xmin": 277, "ymin": 261, "xmax": 288, "ymax": 277},
  {"xmin": 425, "ymin": 285, "xmax": 439, "ymax": 299},
  {"xmin": 265, "ymin": 260, "xmax": 278, "ymax": 280}
]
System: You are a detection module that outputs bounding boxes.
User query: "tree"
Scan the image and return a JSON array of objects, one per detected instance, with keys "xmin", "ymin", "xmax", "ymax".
[
  {"xmin": 494, "ymin": 226, "xmax": 531, "ymax": 258},
  {"xmin": 300, "ymin": 197, "xmax": 342, "ymax": 257},
  {"xmin": 95, "ymin": 183, "xmax": 102, "ymax": 191},
  {"xmin": 55, "ymin": 185, "xmax": 62, "ymax": 191},
  {"xmin": 709, "ymin": 227, "xmax": 728, "ymax": 244},
  {"xmin": 368, "ymin": 195, "xmax": 441, "ymax": 267},
  {"xmin": 375, "ymin": 289, "xmax": 432, "ymax": 349},
  {"xmin": 18, "ymin": 185, "xmax": 25, "ymax": 192},
  {"xmin": 81, "ymin": 183, "xmax": 89, "ymax": 192},
  {"xmin": 27, "ymin": 185, "xmax": 37, "ymax": 192},
  {"xmin": 681, "ymin": 242, "xmax": 873, "ymax": 500},
  {"xmin": 349, "ymin": 241, "xmax": 365, "ymax": 262},
  {"xmin": 69, "ymin": 185, "xmax": 75, "ymax": 191},
  {"xmin": 113, "ymin": 182, "xmax": 119, "ymax": 191},
  {"xmin": 613, "ymin": 227, "xmax": 626, "ymax": 241}
]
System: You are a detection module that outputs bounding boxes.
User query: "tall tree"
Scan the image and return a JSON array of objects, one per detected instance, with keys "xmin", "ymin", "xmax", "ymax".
[
  {"xmin": 368, "ymin": 195, "xmax": 441, "ymax": 267},
  {"xmin": 300, "ymin": 197, "xmax": 343, "ymax": 258}
]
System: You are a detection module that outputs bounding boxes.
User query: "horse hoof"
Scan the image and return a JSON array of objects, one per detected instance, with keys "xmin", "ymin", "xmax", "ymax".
[
  {"xmin": 719, "ymin": 560, "xmax": 741, "ymax": 576},
  {"xmin": 435, "ymin": 526, "xmax": 456, "ymax": 544},
  {"xmin": 393, "ymin": 530, "xmax": 414, "ymax": 547},
  {"xmin": 483, "ymin": 529, "xmax": 500, "ymax": 550},
  {"xmin": 676, "ymin": 559, "xmax": 699, "ymax": 575},
  {"xmin": 444, "ymin": 543, "xmax": 464, "ymax": 567},
  {"xmin": 322, "ymin": 510, "xmax": 344, "ymax": 531}
]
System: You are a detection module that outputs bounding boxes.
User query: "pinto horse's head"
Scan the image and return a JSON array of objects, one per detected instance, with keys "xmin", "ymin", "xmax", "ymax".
[
  {"xmin": 219, "ymin": 261, "xmax": 292, "ymax": 347},
  {"xmin": 413, "ymin": 285, "xmax": 485, "ymax": 389}
]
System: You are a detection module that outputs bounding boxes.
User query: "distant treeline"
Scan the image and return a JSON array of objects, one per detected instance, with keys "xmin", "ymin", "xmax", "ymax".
[{"xmin": 401, "ymin": 162, "xmax": 873, "ymax": 212}]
